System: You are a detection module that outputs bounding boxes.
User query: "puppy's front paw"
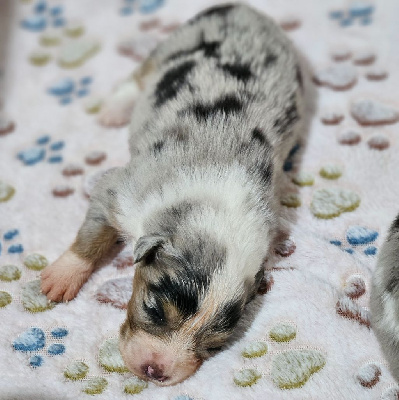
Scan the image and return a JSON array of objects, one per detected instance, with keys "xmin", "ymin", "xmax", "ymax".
[{"xmin": 41, "ymin": 250, "xmax": 93, "ymax": 302}]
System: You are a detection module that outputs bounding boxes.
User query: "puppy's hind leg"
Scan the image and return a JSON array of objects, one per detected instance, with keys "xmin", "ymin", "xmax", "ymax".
[
  {"xmin": 98, "ymin": 59, "xmax": 155, "ymax": 128},
  {"xmin": 41, "ymin": 168, "xmax": 126, "ymax": 302}
]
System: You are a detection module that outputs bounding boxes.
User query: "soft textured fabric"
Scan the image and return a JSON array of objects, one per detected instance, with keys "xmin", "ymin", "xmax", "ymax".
[{"xmin": 1, "ymin": 0, "xmax": 399, "ymax": 399}]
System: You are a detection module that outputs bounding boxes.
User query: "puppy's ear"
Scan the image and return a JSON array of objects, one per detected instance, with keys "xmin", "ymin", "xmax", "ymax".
[{"xmin": 133, "ymin": 234, "xmax": 167, "ymax": 264}]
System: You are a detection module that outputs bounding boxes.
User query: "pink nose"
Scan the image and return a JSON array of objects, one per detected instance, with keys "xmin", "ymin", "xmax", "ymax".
[{"xmin": 142, "ymin": 364, "xmax": 168, "ymax": 382}]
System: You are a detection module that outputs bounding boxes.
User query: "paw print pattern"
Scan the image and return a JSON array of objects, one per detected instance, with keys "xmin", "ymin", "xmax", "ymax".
[
  {"xmin": 64, "ymin": 361, "xmax": 109, "ymax": 395},
  {"xmin": 18, "ymin": 135, "xmax": 66, "ymax": 165},
  {"xmin": 119, "ymin": 0, "xmax": 165, "ymax": 16},
  {"xmin": 351, "ymin": 99, "xmax": 399, "ymax": 126},
  {"xmin": 99, "ymin": 338, "xmax": 129, "ymax": 373},
  {"xmin": 292, "ymin": 171, "xmax": 314, "ymax": 187},
  {"xmin": 271, "ymin": 349, "xmax": 326, "ymax": 389},
  {"xmin": 233, "ymin": 323, "xmax": 326, "ymax": 390},
  {"xmin": 344, "ymin": 275, "xmax": 366, "ymax": 299},
  {"xmin": 95, "ymin": 277, "xmax": 133, "ymax": 309},
  {"xmin": 241, "ymin": 342, "xmax": 269, "ymax": 359},
  {"xmin": 21, "ymin": 280, "xmax": 56, "ymax": 313},
  {"xmin": 313, "ymin": 64, "xmax": 357, "ymax": 91},
  {"xmin": 12, "ymin": 327, "xmax": 69, "ymax": 368},
  {"xmin": 0, "ymin": 181, "xmax": 16, "ymax": 203},
  {"xmin": 356, "ymin": 363, "xmax": 381, "ymax": 388},
  {"xmin": 55, "ymin": 152, "xmax": 107, "ymax": 200},
  {"xmin": 279, "ymin": 16, "xmax": 301, "ymax": 31},
  {"xmin": 21, "ymin": 2, "xmax": 66, "ymax": 32},
  {"xmin": 319, "ymin": 54, "xmax": 395, "ymax": 152},
  {"xmin": 337, "ymin": 129, "xmax": 390, "ymax": 151},
  {"xmin": 22, "ymin": 2, "xmax": 101, "ymax": 70},
  {"xmin": 1, "ymin": 229, "xmax": 24, "ymax": 255},
  {"xmin": 282, "ymin": 155, "xmax": 361, "ymax": 219},
  {"xmin": 321, "ymin": 109, "xmax": 344, "ymax": 125},
  {"xmin": 310, "ymin": 188, "xmax": 360, "ymax": 219},
  {"xmin": 0, "ymin": 114, "xmax": 15, "ymax": 136},
  {"xmin": 328, "ymin": 2, "xmax": 374, "ymax": 27},
  {"xmin": 0, "ymin": 291, "xmax": 12, "ymax": 308},
  {"xmin": 330, "ymin": 225, "xmax": 378, "ymax": 256},
  {"xmin": 124, "ymin": 377, "xmax": 148, "ymax": 395},
  {"xmin": 269, "ymin": 323, "xmax": 297, "ymax": 342},
  {"xmin": 0, "ymin": 264, "xmax": 21, "ymax": 282},
  {"xmin": 52, "ymin": 150, "xmax": 108, "ymax": 200},
  {"xmin": 233, "ymin": 368, "xmax": 262, "ymax": 387},
  {"xmin": 0, "ymin": 233, "xmax": 51, "ymax": 310},
  {"xmin": 64, "ymin": 336, "xmax": 147, "ymax": 395},
  {"xmin": 172, "ymin": 397, "xmax": 194, "ymax": 400},
  {"xmin": 0, "ymin": 229, "xmax": 25, "ymax": 308},
  {"xmin": 336, "ymin": 275, "xmax": 370, "ymax": 328},
  {"xmin": 47, "ymin": 76, "xmax": 93, "ymax": 105}
]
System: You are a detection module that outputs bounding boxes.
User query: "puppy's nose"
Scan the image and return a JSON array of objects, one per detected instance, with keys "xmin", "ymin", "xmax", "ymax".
[{"xmin": 142, "ymin": 364, "xmax": 168, "ymax": 382}]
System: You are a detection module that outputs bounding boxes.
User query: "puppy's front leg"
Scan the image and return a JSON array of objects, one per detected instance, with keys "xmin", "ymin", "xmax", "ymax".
[
  {"xmin": 41, "ymin": 169, "xmax": 124, "ymax": 302},
  {"xmin": 41, "ymin": 215, "xmax": 119, "ymax": 302}
]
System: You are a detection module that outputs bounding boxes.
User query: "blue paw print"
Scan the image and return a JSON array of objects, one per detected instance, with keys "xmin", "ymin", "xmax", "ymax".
[
  {"xmin": 20, "ymin": 1, "xmax": 66, "ymax": 32},
  {"xmin": 47, "ymin": 76, "xmax": 93, "ymax": 106},
  {"xmin": 140, "ymin": 0, "xmax": 164, "ymax": 14},
  {"xmin": 328, "ymin": 2, "xmax": 374, "ymax": 27},
  {"xmin": 13, "ymin": 327, "xmax": 69, "ymax": 368},
  {"xmin": 120, "ymin": 2, "xmax": 135, "ymax": 16},
  {"xmin": 48, "ymin": 343, "xmax": 66, "ymax": 355},
  {"xmin": 0, "ymin": 229, "xmax": 24, "ymax": 255},
  {"xmin": 119, "ymin": 0, "xmax": 164, "ymax": 16},
  {"xmin": 330, "ymin": 225, "xmax": 379, "ymax": 256},
  {"xmin": 17, "ymin": 135, "xmax": 66, "ymax": 166}
]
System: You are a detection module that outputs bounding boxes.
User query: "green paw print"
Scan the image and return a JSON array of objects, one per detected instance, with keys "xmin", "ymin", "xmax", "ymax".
[
  {"xmin": 234, "ymin": 322, "xmax": 326, "ymax": 390},
  {"xmin": 124, "ymin": 377, "xmax": 148, "ymax": 394},
  {"xmin": 99, "ymin": 337, "xmax": 129, "ymax": 373},
  {"xmin": 233, "ymin": 368, "xmax": 262, "ymax": 387},
  {"xmin": 64, "ymin": 335, "xmax": 148, "ymax": 395},
  {"xmin": 64, "ymin": 361, "xmax": 89, "ymax": 380},
  {"xmin": 310, "ymin": 188, "xmax": 360, "ymax": 219},
  {"xmin": 21, "ymin": 280, "xmax": 56, "ymax": 312},
  {"xmin": 241, "ymin": 342, "xmax": 268, "ymax": 358},
  {"xmin": 271, "ymin": 349, "xmax": 326, "ymax": 389},
  {"xmin": 269, "ymin": 323, "xmax": 296, "ymax": 342},
  {"xmin": 282, "ymin": 160, "xmax": 360, "ymax": 219}
]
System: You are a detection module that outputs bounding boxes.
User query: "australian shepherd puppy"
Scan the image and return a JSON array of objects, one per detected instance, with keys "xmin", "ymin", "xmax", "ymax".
[{"xmin": 41, "ymin": 3, "xmax": 305, "ymax": 386}]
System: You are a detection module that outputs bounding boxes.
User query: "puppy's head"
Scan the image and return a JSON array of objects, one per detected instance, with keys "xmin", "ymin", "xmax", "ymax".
[{"xmin": 119, "ymin": 232, "xmax": 250, "ymax": 386}]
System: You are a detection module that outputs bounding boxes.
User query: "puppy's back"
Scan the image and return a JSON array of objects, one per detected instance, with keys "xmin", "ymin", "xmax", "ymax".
[{"xmin": 127, "ymin": 3, "xmax": 304, "ymax": 199}]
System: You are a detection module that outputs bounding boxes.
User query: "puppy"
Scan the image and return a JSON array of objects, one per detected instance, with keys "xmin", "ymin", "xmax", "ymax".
[
  {"xmin": 41, "ymin": 3, "xmax": 305, "ymax": 386},
  {"xmin": 370, "ymin": 214, "xmax": 399, "ymax": 381}
]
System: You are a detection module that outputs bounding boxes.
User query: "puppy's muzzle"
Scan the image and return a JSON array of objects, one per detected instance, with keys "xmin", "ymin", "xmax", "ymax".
[{"xmin": 142, "ymin": 363, "xmax": 168, "ymax": 382}]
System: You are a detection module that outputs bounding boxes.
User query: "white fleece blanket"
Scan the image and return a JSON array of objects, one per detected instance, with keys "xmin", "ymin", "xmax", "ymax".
[{"xmin": 1, "ymin": 0, "xmax": 399, "ymax": 399}]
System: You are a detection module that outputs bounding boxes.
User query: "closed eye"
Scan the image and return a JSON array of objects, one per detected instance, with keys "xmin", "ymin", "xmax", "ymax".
[
  {"xmin": 206, "ymin": 346, "xmax": 222, "ymax": 353},
  {"xmin": 143, "ymin": 300, "xmax": 166, "ymax": 326}
]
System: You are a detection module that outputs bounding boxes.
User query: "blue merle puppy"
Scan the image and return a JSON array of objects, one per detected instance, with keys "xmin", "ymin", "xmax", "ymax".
[
  {"xmin": 371, "ymin": 214, "xmax": 399, "ymax": 382},
  {"xmin": 41, "ymin": 3, "xmax": 305, "ymax": 386}
]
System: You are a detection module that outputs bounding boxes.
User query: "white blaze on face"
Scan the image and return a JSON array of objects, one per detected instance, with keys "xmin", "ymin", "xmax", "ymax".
[{"xmin": 119, "ymin": 329, "xmax": 202, "ymax": 386}]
